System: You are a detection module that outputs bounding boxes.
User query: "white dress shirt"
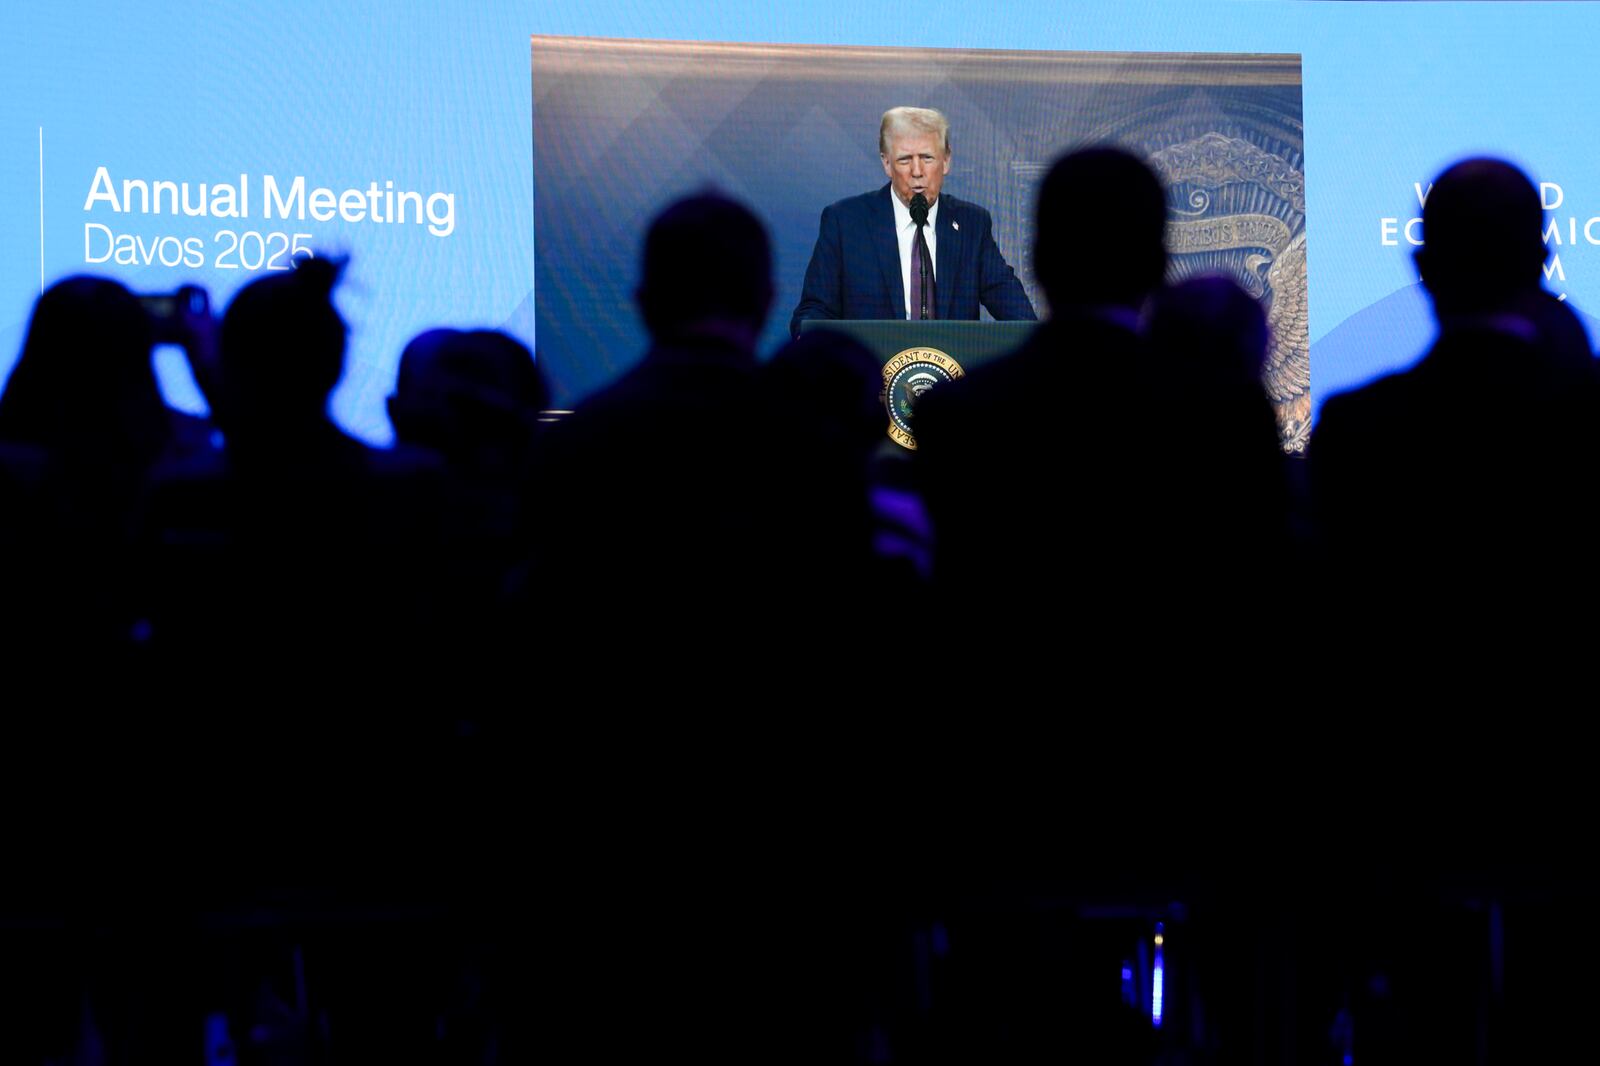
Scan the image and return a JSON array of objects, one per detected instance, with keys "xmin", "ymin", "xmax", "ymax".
[{"xmin": 890, "ymin": 193, "xmax": 939, "ymax": 319}]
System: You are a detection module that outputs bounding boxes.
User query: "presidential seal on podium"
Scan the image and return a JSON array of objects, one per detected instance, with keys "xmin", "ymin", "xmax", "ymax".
[{"xmin": 882, "ymin": 346, "xmax": 966, "ymax": 450}]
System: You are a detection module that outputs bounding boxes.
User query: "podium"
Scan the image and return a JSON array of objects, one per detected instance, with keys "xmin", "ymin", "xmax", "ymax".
[{"xmin": 797, "ymin": 319, "xmax": 1036, "ymax": 449}]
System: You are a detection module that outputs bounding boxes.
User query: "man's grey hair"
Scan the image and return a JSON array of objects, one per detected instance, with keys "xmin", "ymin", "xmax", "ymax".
[{"xmin": 879, "ymin": 107, "xmax": 951, "ymax": 157}]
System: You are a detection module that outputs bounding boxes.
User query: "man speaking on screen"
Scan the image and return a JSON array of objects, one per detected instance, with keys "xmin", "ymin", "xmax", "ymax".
[{"xmin": 789, "ymin": 106, "xmax": 1037, "ymax": 337}]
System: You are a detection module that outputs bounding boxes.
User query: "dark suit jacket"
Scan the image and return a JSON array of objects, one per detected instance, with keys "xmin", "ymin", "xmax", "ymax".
[
  {"xmin": 1310, "ymin": 320, "xmax": 1600, "ymax": 615},
  {"xmin": 911, "ymin": 315, "xmax": 1157, "ymax": 611},
  {"xmin": 790, "ymin": 184, "xmax": 1036, "ymax": 337},
  {"xmin": 531, "ymin": 339, "xmax": 767, "ymax": 610}
]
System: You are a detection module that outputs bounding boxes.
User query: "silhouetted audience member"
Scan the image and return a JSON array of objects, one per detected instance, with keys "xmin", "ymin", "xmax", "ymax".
[
  {"xmin": 1145, "ymin": 275, "xmax": 1297, "ymax": 594},
  {"xmin": 390, "ymin": 328, "xmax": 547, "ymax": 669},
  {"xmin": 528, "ymin": 193, "xmax": 896, "ymax": 1063},
  {"xmin": 390, "ymin": 328, "xmax": 548, "ymax": 476},
  {"xmin": 1310, "ymin": 157, "xmax": 1600, "ymax": 631},
  {"xmin": 145, "ymin": 258, "xmax": 442, "ymax": 682},
  {"xmin": 1146, "ymin": 275, "xmax": 1270, "ymax": 392},
  {"xmin": 0, "ymin": 276, "xmax": 213, "ymax": 653},
  {"xmin": 527, "ymin": 191, "xmax": 779, "ymax": 675},
  {"xmin": 760, "ymin": 329, "xmax": 928, "ymax": 622},
  {"xmin": 912, "ymin": 147, "xmax": 1172, "ymax": 650}
]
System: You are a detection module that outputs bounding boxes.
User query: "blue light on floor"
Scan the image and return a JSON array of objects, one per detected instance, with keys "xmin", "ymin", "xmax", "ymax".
[{"xmin": 1152, "ymin": 923, "xmax": 1165, "ymax": 1028}]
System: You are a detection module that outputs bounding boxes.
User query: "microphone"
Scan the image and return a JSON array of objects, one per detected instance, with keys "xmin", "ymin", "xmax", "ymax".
[{"xmin": 910, "ymin": 193, "xmax": 932, "ymax": 319}]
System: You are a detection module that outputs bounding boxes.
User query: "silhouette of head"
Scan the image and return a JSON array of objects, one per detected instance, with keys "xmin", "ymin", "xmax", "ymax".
[
  {"xmin": 636, "ymin": 192, "xmax": 772, "ymax": 351},
  {"xmin": 389, "ymin": 328, "xmax": 547, "ymax": 460},
  {"xmin": 218, "ymin": 257, "xmax": 347, "ymax": 428},
  {"xmin": 764, "ymin": 329, "xmax": 883, "ymax": 452},
  {"xmin": 0, "ymin": 275, "xmax": 165, "ymax": 451},
  {"xmin": 1147, "ymin": 275, "xmax": 1270, "ymax": 385},
  {"xmin": 1035, "ymin": 147, "xmax": 1167, "ymax": 313},
  {"xmin": 1415, "ymin": 158, "xmax": 1546, "ymax": 316}
]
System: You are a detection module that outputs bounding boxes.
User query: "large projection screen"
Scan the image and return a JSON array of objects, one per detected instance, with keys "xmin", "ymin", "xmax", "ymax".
[{"xmin": 531, "ymin": 38, "xmax": 1308, "ymax": 447}]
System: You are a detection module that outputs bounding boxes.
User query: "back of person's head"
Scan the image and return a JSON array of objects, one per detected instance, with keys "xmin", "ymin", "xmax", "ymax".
[
  {"xmin": 1035, "ymin": 147, "xmax": 1167, "ymax": 312},
  {"xmin": 1416, "ymin": 157, "xmax": 1545, "ymax": 315},
  {"xmin": 764, "ymin": 329, "xmax": 883, "ymax": 453},
  {"xmin": 636, "ymin": 192, "xmax": 773, "ymax": 350},
  {"xmin": 389, "ymin": 328, "xmax": 547, "ymax": 462},
  {"xmin": 218, "ymin": 257, "xmax": 347, "ymax": 426},
  {"xmin": 0, "ymin": 275, "xmax": 165, "ymax": 451},
  {"xmin": 1146, "ymin": 275, "xmax": 1269, "ymax": 387}
]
